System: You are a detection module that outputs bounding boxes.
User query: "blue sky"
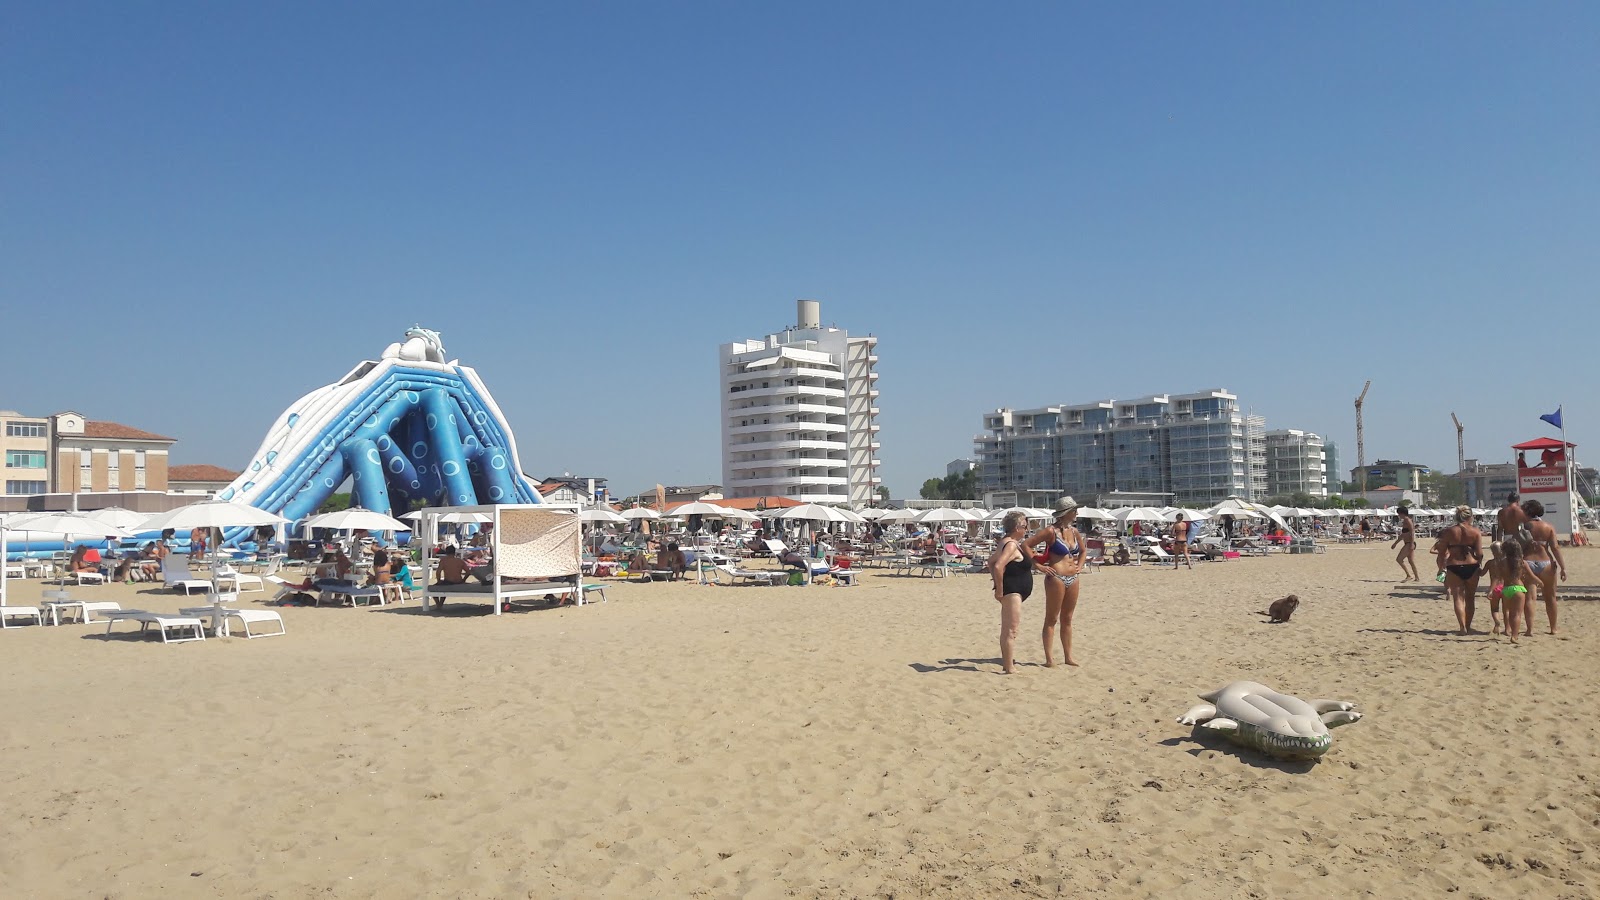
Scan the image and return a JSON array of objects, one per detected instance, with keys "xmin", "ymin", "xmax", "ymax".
[{"xmin": 4, "ymin": 3, "xmax": 1596, "ymax": 499}]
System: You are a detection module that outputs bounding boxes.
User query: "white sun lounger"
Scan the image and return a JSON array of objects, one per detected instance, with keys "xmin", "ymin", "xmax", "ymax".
[
  {"xmin": 710, "ymin": 564, "xmax": 783, "ymax": 586},
  {"xmin": 1, "ymin": 602, "xmax": 43, "ymax": 628},
  {"xmin": 39, "ymin": 589, "xmax": 121, "ymax": 625},
  {"xmin": 103, "ymin": 610, "xmax": 207, "ymax": 643},
  {"xmin": 180, "ymin": 604, "xmax": 286, "ymax": 639},
  {"xmin": 162, "ymin": 555, "xmax": 214, "ymax": 595}
]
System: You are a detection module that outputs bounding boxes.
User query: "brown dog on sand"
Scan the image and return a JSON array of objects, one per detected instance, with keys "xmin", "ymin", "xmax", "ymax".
[{"xmin": 1257, "ymin": 595, "xmax": 1300, "ymax": 624}]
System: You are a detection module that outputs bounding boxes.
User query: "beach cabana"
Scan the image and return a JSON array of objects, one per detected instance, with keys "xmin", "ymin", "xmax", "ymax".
[{"xmin": 418, "ymin": 503, "xmax": 589, "ymax": 615}]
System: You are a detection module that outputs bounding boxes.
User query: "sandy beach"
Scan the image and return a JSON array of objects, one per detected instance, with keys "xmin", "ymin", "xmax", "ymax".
[{"xmin": 3, "ymin": 542, "xmax": 1599, "ymax": 898}]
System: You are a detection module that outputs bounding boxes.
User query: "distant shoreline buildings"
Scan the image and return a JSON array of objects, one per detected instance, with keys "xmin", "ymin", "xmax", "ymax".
[
  {"xmin": 974, "ymin": 388, "xmax": 1330, "ymax": 508},
  {"xmin": 718, "ymin": 300, "xmax": 881, "ymax": 506}
]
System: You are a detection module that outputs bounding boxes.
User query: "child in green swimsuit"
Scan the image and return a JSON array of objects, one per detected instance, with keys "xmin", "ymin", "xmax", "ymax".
[{"xmin": 1490, "ymin": 539, "xmax": 1535, "ymax": 644}]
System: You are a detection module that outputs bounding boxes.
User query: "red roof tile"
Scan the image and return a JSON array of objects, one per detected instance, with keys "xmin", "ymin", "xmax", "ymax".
[
  {"xmin": 168, "ymin": 464, "xmax": 240, "ymax": 482},
  {"xmin": 81, "ymin": 421, "xmax": 177, "ymax": 442}
]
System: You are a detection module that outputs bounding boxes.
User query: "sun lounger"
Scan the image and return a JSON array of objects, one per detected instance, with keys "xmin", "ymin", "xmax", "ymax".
[
  {"xmin": 39, "ymin": 589, "xmax": 121, "ymax": 625},
  {"xmin": 710, "ymin": 564, "xmax": 782, "ymax": 586},
  {"xmin": 3, "ymin": 562, "xmax": 23, "ymax": 579},
  {"xmin": 1, "ymin": 602, "xmax": 43, "ymax": 628},
  {"xmin": 162, "ymin": 555, "xmax": 214, "ymax": 595},
  {"xmin": 179, "ymin": 604, "xmax": 286, "ymax": 639},
  {"xmin": 103, "ymin": 610, "xmax": 207, "ymax": 643}
]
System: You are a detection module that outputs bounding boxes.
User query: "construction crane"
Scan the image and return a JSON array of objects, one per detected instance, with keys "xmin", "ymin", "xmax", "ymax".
[
  {"xmin": 1451, "ymin": 412, "xmax": 1465, "ymax": 473},
  {"xmin": 1355, "ymin": 381, "xmax": 1372, "ymax": 496}
]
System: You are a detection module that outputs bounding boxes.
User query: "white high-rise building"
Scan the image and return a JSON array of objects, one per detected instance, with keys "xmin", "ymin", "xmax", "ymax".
[
  {"xmin": 719, "ymin": 300, "xmax": 881, "ymax": 505},
  {"xmin": 1264, "ymin": 429, "xmax": 1328, "ymax": 498}
]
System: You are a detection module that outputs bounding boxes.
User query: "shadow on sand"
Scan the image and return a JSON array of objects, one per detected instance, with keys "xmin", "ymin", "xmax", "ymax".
[
  {"xmin": 1158, "ymin": 732, "xmax": 1320, "ymax": 774},
  {"xmin": 908, "ymin": 657, "xmax": 1045, "ymax": 675}
]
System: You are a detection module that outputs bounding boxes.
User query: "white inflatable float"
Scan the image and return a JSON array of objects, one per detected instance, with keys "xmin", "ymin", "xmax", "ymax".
[{"xmin": 1176, "ymin": 681, "xmax": 1362, "ymax": 760}]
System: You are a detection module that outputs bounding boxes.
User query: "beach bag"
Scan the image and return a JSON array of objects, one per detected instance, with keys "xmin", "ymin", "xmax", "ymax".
[{"xmin": 786, "ymin": 571, "xmax": 806, "ymax": 586}]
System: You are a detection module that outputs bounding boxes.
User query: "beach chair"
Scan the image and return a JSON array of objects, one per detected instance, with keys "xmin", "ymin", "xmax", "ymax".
[
  {"xmin": 103, "ymin": 610, "xmax": 208, "ymax": 643},
  {"xmin": 39, "ymin": 589, "xmax": 121, "ymax": 625},
  {"xmin": 162, "ymin": 555, "xmax": 214, "ymax": 595},
  {"xmin": 1, "ymin": 598, "xmax": 43, "ymax": 628},
  {"xmin": 3, "ymin": 561, "xmax": 23, "ymax": 580},
  {"xmin": 217, "ymin": 556, "xmax": 278, "ymax": 593},
  {"xmin": 180, "ymin": 592, "xmax": 286, "ymax": 639},
  {"xmin": 710, "ymin": 563, "xmax": 780, "ymax": 586},
  {"xmin": 1141, "ymin": 544, "xmax": 1176, "ymax": 566}
]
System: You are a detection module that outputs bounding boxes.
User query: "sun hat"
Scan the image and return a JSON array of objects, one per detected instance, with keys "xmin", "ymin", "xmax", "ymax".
[{"xmin": 1051, "ymin": 496, "xmax": 1080, "ymax": 520}]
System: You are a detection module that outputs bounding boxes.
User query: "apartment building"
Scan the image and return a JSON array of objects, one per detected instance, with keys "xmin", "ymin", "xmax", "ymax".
[
  {"xmin": 719, "ymin": 300, "xmax": 881, "ymax": 506},
  {"xmin": 1264, "ymin": 429, "xmax": 1329, "ymax": 498},
  {"xmin": 2, "ymin": 410, "xmax": 52, "ymax": 496},
  {"xmin": 974, "ymin": 389, "xmax": 1267, "ymax": 507},
  {"xmin": 1, "ymin": 409, "xmax": 176, "ymax": 497}
]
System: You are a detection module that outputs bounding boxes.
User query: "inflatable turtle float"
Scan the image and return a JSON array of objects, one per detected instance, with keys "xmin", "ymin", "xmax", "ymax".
[{"xmin": 1176, "ymin": 681, "xmax": 1362, "ymax": 760}]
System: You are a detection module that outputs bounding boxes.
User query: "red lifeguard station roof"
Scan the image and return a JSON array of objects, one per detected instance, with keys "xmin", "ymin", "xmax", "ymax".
[{"xmin": 1511, "ymin": 437, "xmax": 1575, "ymax": 451}]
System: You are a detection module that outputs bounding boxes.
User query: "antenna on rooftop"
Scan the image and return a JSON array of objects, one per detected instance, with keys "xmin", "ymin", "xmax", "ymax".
[
  {"xmin": 1450, "ymin": 412, "xmax": 1464, "ymax": 473},
  {"xmin": 1355, "ymin": 381, "xmax": 1371, "ymax": 496}
]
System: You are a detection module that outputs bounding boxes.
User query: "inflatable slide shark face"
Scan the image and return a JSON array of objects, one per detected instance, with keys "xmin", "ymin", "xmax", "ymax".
[
  {"xmin": 1176, "ymin": 681, "xmax": 1362, "ymax": 761},
  {"xmin": 216, "ymin": 328, "xmax": 541, "ymax": 528}
]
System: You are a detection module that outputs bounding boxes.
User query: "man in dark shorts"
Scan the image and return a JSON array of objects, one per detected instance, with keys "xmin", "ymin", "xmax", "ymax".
[
  {"xmin": 1496, "ymin": 492, "xmax": 1530, "ymax": 548},
  {"xmin": 1171, "ymin": 516, "xmax": 1193, "ymax": 570}
]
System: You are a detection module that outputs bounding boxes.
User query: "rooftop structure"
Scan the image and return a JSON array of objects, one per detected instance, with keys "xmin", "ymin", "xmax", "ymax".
[{"xmin": 718, "ymin": 300, "xmax": 880, "ymax": 506}]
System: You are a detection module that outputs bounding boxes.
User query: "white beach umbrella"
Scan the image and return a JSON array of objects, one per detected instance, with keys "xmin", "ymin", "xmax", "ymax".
[
  {"xmin": 915, "ymin": 507, "xmax": 974, "ymax": 524},
  {"xmin": 834, "ymin": 508, "xmax": 868, "ymax": 524},
  {"xmin": 1165, "ymin": 509, "xmax": 1211, "ymax": 522},
  {"xmin": 579, "ymin": 508, "xmax": 627, "ymax": 524},
  {"xmin": 1074, "ymin": 507, "xmax": 1117, "ymax": 521},
  {"xmin": 876, "ymin": 508, "xmax": 921, "ymax": 523},
  {"xmin": 301, "ymin": 508, "xmax": 412, "ymax": 532},
  {"xmin": 435, "ymin": 510, "xmax": 494, "ymax": 524},
  {"xmin": 620, "ymin": 507, "xmax": 661, "ymax": 521},
  {"xmin": 86, "ymin": 507, "xmax": 155, "ymax": 530},
  {"xmin": 717, "ymin": 507, "xmax": 761, "ymax": 522},
  {"xmin": 965, "ymin": 507, "xmax": 990, "ymax": 519},
  {"xmin": 140, "ymin": 501, "xmax": 288, "ymax": 533},
  {"xmin": 782, "ymin": 504, "xmax": 851, "ymax": 523},
  {"xmin": 8, "ymin": 511, "xmax": 134, "ymax": 538},
  {"xmin": 855, "ymin": 508, "xmax": 888, "ymax": 520},
  {"xmin": 671, "ymin": 501, "xmax": 733, "ymax": 518},
  {"xmin": 1115, "ymin": 507, "xmax": 1168, "ymax": 523}
]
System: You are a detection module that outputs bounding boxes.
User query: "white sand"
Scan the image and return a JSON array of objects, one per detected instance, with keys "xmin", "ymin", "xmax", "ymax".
[{"xmin": 2, "ymin": 543, "xmax": 1598, "ymax": 898}]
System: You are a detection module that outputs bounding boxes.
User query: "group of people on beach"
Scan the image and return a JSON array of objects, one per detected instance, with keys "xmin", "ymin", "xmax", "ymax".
[
  {"xmin": 987, "ymin": 497, "xmax": 1086, "ymax": 674},
  {"xmin": 1403, "ymin": 495, "xmax": 1567, "ymax": 642}
]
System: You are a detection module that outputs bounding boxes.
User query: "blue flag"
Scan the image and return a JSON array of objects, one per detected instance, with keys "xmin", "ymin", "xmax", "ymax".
[{"xmin": 1540, "ymin": 407, "xmax": 1563, "ymax": 430}]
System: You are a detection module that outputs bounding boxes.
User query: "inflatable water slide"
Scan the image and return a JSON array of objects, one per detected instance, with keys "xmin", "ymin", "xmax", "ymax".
[{"xmin": 218, "ymin": 327, "xmax": 542, "ymax": 528}]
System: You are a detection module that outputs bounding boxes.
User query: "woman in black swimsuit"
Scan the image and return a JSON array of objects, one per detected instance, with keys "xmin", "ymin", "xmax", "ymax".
[
  {"xmin": 989, "ymin": 510, "xmax": 1034, "ymax": 675},
  {"xmin": 1437, "ymin": 505, "xmax": 1484, "ymax": 635},
  {"xmin": 1390, "ymin": 506, "xmax": 1419, "ymax": 581}
]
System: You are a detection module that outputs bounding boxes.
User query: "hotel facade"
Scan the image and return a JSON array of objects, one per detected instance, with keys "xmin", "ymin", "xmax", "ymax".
[
  {"xmin": 718, "ymin": 300, "xmax": 881, "ymax": 506},
  {"xmin": 974, "ymin": 389, "xmax": 1276, "ymax": 507},
  {"xmin": 1, "ymin": 409, "xmax": 175, "ymax": 500}
]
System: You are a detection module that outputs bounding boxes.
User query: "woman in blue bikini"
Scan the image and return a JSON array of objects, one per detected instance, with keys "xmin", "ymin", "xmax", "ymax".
[{"xmin": 1025, "ymin": 496, "xmax": 1085, "ymax": 667}]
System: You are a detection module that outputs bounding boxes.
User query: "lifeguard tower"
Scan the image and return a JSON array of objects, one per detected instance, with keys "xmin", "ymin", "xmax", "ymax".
[{"xmin": 1512, "ymin": 436, "xmax": 1579, "ymax": 538}]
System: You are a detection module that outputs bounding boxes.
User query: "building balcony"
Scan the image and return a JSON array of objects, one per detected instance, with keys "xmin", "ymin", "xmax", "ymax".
[{"xmin": 730, "ymin": 438, "xmax": 847, "ymax": 453}]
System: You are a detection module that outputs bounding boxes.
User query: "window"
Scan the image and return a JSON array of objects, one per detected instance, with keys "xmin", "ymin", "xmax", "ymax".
[
  {"xmin": 135, "ymin": 450, "xmax": 146, "ymax": 488},
  {"xmin": 80, "ymin": 458, "xmax": 93, "ymax": 489},
  {"xmin": 5, "ymin": 451, "xmax": 46, "ymax": 468},
  {"xmin": 5, "ymin": 422, "xmax": 46, "ymax": 438},
  {"xmin": 107, "ymin": 466, "xmax": 120, "ymax": 489},
  {"xmin": 6, "ymin": 480, "xmax": 46, "ymax": 495}
]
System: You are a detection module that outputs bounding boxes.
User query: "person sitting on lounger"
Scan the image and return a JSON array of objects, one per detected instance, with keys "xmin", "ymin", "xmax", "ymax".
[
  {"xmin": 70, "ymin": 545, "xmax": 103, "ymax": 577},
  {"xmin": 366, "ymin": 549, "xmax": 391, "ymax": 587},
  {"xmin": 436, "ymin": 546, "xmax": 470, "ymax": 584},
  {"xmin": 391, "ymin": 555, "xmax": 414, "ymax": 591},
  {"xmin": 657, "ymin": 541, "xmax": 687, "ymax": 581}
]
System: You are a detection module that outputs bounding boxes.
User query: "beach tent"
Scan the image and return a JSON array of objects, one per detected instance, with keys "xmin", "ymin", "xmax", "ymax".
[{"xmin": 418, "ymin": 503, "xmax": 585, "ymax": 615}]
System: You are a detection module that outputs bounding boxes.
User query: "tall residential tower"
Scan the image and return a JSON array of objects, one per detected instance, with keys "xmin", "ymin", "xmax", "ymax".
[{"xmin": 719, "ymin": 301, "xmax": 881, "ymax": 505}]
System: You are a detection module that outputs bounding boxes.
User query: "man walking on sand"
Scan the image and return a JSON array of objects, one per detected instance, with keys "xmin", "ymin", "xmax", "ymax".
[{"xmin": 1496, "ymin": 492, "xmax": 1530, "ymax": 548}]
